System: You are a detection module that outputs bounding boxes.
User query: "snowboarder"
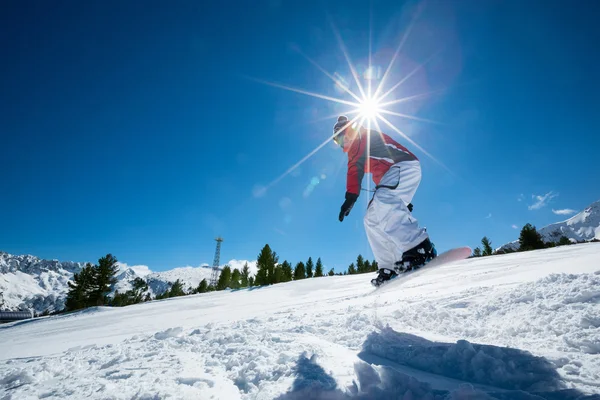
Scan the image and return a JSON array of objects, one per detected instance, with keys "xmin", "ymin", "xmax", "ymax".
[{"xmin": 333, "ymin": 115, "xmax": 436, "ymax": 286}]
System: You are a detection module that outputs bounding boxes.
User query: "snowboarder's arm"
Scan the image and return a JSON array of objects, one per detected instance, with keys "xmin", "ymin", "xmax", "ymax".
[
  {"xmin": 339, "ymin": 191, "xmax": 358, "ymax": 222},
  {"xmin": 346, "ymin": 136, "xmax": 367, "ymax": 196}
]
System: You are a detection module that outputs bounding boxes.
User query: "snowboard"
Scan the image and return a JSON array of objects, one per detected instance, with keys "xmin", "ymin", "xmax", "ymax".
[{"xmin": 372, "ymin": 246, "xmax": 472, "ymax": 290}]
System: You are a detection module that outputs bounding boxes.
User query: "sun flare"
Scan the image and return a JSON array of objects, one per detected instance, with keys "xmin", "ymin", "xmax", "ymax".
[
  {"xmin": 358, "ymin": 96, "xmax": 381, "ymax": 122},
  {"xmin": 250, "ymin": 12, "xmax": 453, "ymax": 193}
]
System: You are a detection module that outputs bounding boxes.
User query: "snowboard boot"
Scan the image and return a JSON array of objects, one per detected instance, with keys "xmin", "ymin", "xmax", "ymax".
[
  {"xmin": 370, "ymin": 268, "xmax": 397, "ymax": 287},
  {"xmin": 395, "ymin": 238, "xmax": 437, "ymax": 272}
]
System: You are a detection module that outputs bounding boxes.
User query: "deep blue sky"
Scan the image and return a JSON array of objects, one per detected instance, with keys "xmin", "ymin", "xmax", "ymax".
[{"xmin": 1, "ymin": 0, "xmax": 599, "ymax": 272}]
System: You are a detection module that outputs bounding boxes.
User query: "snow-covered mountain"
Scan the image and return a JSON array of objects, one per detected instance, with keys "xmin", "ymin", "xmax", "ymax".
[
  {"xmin": 1, "ymin": 243, "xmax": 599, "ymax": 398},
  {"xmin": 499, "ymin": 199, "xmax": 600, "ymax": 252},
  {"xmin": 541, "ymin": 200, "xmax": 600, "ymax": 241},
  {"xmin": 0, "ymin": 252, "xmax": 228, "ymax": 314},
  {"xmin": 0, "ymin": 252, "xmax": 86, "ymax": 314}
]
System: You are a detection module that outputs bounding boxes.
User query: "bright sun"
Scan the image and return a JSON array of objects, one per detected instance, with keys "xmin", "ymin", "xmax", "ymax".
[
  {"xmin": 358, "ymin": 96, "xmax": 381, "ymax": 121},
  {"xmin": 249, "ymin": 12, "xmax": 452, "ymax": 193}
]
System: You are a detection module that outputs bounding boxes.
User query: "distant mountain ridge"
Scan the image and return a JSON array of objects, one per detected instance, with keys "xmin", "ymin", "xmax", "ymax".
[
  {"xmin": 498, "ymin": 199, "xmax": 600, "ymax": 252},
  {"xmin": 0, "ymin": 252, "xmax": 223, "ymax": 314}
]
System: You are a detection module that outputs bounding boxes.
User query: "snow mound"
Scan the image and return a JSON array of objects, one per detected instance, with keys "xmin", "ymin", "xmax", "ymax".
[{"xmin": 360, "ymin": 328, "xmax": 563, "ymax": 392}]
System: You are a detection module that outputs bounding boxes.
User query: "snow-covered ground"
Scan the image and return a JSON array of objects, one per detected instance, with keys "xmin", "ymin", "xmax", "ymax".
[{"xmin": 1, "ymin": 244, "xmax": 600, "ymax": 399}]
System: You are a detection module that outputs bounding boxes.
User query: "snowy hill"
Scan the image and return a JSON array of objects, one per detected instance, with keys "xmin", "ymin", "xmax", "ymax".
[
  {"xmin": 0, "ymin": 251, "xmax": 229, "ymax": 314},
  {"xmin": 499, "ymin": 199, "xmax": 600, "ymax": 252},
  {"xmin": 1, "ymin": 243, "xmax": 599, "ymax": 399}
]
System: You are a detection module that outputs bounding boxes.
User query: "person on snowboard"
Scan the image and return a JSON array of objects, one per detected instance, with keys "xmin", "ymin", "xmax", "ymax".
[{"xmin": 333, "ymin": 115, "xmax": 436, "ymax": 286}]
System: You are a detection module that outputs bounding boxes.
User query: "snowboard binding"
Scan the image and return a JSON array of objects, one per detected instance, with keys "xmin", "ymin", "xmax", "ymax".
[
  {"xmin": 370, "ymin": 238, "xmax": 437, "ymax": 287},
  {"xmin": 396, "ymin": 238, "xmax": 437, "ymax": 271},
  {"xmin": 370, "ymin": 268, "xmax": 398, "ymax": 287}
]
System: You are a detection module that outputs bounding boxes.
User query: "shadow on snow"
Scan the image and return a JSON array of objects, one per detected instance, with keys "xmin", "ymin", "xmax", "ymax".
[{"xmin": 275, "ymin": 327, "xmax": 599, "ymax": 400}]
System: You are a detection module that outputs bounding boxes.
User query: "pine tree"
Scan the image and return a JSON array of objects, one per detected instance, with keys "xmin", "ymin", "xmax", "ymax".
[
  {"xmin": 169, "ymin": 279, "xmax": 187, "ymax": 297},
  {"xmin": 248, "ymin": 276, "xmax": 255, "ymax": 287},
  {"xmin": 481, "ymin": 237, "xmax": 493, "ymax": 256},
  {"xmin": 472, "ymin": 247, "xmax": 482, "ymax": 257},
  {"xmin": 217, "ymin": 266, "xmax": 232, "ymax": 290},
  {"xmin": 231, "ymin": 268, "xmax": 241, "ymax": 289},
  {"xmin": 306, "ymin": 257, "xmax": 314, "ymax": 278},
  {"xmin": 271, "ymin": 265, "xmax": 282, "ymax": 283},
  {"xmin": 371, "ymin": 260, "xmax": 379, "ymax": 271},
  {"xmin": 130, "ymin": 277, "xmax": 148, "ymax": 303},
  {"xmin": 281, "ymin": 261, "xmax": 293, "ymax": 282},
  {"xmin": 363, "ymin": 260, "xmax": 371, "ymax": 273},
  {"xmin": 65, "ymin": 263, "xmax": 95, "ymax": 311},
  {"xmin": 356, "ymin": 255, "xmax": 366, "ymax": 273},
  {"xmin": 314, "ymin": 258, "xmax": 324, "ymax": 277},
  {"xmin": 347, "ymin": 263, "xmax": 357, "ymax": 275},
  {"xmin": 328, "ymin": 268, "xmax": 335, "ymax": 276},
  {"xmin": 196, "ymin": 278, "xmax": 209, "ymax": 293},
  {"xmin": 240, "ymin": 263, "xmax": 250, "ymax": 287},
  {"xmin": 155, "ymin": 286, "xmax": 170, "ymax": 300},
  {"xmin": 269, "ymin": 251, "xmax": 279, "ymax": 284},
  {"xmin": 558, "ymin": 236, "xmax": 571, "ymax": 246},
  {"xmin": 111, "ymin": 290, "xmax": 128, "ymax": 307},
  {"xmin": 255, "ymin": 264, "xmax": 267, "ymax": 286},
  {"xmin": 293, "ymin": 261, "xmax": 306, "ymax": 280},
  {"xmin": 519, "ymin": 223, "xmax": 545, "ymax": 251},
  {"xmin": 90, "ymin": 254, "xmax": 119, "ymax": 306},
  {"xmin": 255, "ymin": 244, "xmax": 277, "ymax": 286},
  {"xmin": 112, "ymin": 277, "xmax": 148, "ymax": 306}
]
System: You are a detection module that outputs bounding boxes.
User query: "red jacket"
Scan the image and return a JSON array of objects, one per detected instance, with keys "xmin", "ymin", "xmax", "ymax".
[{"xmin": 344, "ymin": 128, "xmax": 418, "ymax": 195}]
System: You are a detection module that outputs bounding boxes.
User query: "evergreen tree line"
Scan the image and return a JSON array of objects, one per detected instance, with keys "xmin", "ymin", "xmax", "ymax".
[
  {"xmin": 63, "ymin": 243, "xmax": 358, "ymax": 312},
  {"xmin": 325, "ymin": 254, "xmax": 379, "ymax": 276},
  {"xmin": 471, "ymin": 223, "xmax": 586, "ymax": 258},
  {"xmin": 250, "ymin": 244, "xmax": 328, "ymax": 286},
  {"xmin": 163, "ymin": 243, "xmax": 336, "ymax": 295}
]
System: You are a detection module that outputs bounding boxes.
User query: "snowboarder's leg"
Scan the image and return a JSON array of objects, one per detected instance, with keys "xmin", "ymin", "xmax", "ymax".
[{"xmin": 364, "ymin": 160, "xmax": 430, "ymax": 285}]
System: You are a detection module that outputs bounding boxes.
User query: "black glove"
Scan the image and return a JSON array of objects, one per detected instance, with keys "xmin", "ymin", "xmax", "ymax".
[
  {"xmin": 407, "ymin": 203, "xmax": 413, "ymax": 212},
  {"xmin": 339, "ymin": 192, "xmax": 358, "ymax": 222}
]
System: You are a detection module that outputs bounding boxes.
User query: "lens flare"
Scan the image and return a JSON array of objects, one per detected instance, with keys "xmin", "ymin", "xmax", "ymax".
[
  {"xmin": 248, "ymin": 7, "xmax": 452, "ymax": 193},
  {"xmin": 359, "ymin": 96, "xmax": 381, "ymax": 121}
]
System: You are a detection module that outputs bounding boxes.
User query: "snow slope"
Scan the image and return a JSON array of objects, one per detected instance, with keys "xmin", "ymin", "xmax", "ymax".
[
  {"xmin": 0, "ymin": 252, "xmax": 235, "ymax": 313},
  {"xmin": 499, "ymin": 200, "xmax": 600, "ymax": 252},
  {"xmin": 1, "ymin": 243, "xmax": 600, "ymax": 399}
]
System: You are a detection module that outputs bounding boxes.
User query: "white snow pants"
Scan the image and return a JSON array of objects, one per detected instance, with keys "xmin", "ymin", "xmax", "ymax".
[{"xmin": 364, "ymin": 160, "xmax": 429, "ymax": 270}]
